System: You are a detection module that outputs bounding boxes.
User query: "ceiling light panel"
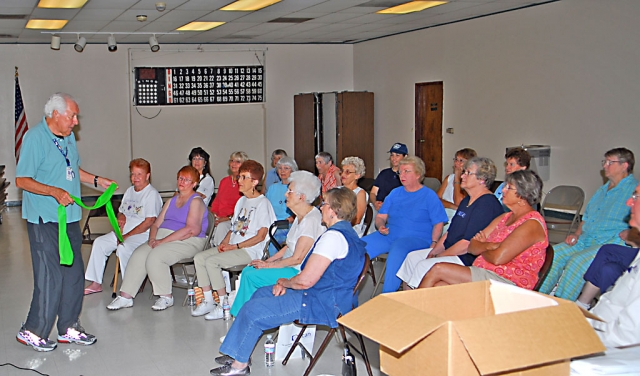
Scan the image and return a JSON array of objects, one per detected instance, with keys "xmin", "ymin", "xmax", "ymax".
[
  {"xmin": 177, "ymin": 21, "xmax": 225, "ymax": 31},
  {"xmin": 377, "ymin": 1, "xmax": 447, "ymax": 14},
  {"xmin": 37, "ymin": 0, "xmax": 88, "ymax": 9},
  {"xmin": 221, "ymin": 0, "xmax": 282, "ymax": 12},
  {"xmin": 25, "ymin": 19, "xmax": 68, "ymax": 29}
]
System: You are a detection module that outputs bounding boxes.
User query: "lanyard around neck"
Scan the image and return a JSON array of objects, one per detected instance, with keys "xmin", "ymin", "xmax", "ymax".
[{"xmin": 52, "ymin": 138, "xmax": 70, "ymax": 167}]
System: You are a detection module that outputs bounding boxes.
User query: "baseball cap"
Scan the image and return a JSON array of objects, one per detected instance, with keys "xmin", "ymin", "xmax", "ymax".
[{"xmin": 388, "ymin": 143, "xmax": 408, "ymax": 155}]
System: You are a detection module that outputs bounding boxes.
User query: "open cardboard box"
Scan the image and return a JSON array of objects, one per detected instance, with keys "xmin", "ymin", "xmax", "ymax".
[{"xmin": 338, "ymin": 281, "xmax": 606, "ymax": 375}]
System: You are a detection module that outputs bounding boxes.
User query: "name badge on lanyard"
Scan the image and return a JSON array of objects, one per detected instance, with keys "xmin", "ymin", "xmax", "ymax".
[{"xmin": 52, "ymin": 138, "xmax": 75, "ymax": 181}]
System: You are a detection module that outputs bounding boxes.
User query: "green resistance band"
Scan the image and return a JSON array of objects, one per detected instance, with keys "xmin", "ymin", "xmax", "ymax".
[{"xmin": 58, "ymin": 183, "xmax": 122, "ymax": 265}]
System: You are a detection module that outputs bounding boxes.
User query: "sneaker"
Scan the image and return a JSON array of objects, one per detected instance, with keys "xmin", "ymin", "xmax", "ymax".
[
  {"xmin": 107, "ymin": 296, "xmax": 133, "ymax": 310},
  {"xmin": 16, "ymin": 326, "xmax": 57, "ymax": 352},
  {"xmin": 57, "ymin": 323, "xmax": 96, "ymax": 345},
  {"xmin": 152, "ymin": 296, "xmax": 174, "ymax": 311},
  {"xmin": 191, "ymin": 300, "xmax": 216, "ymax": 317},
  {"xmin": 204, "ymin": 305, "xmax": 224, "ymax": 320},
  {"xmin": 210, "ymin": 364, "xmax": 250, "ymax": 376},
  {"xmin": 215, "ymin": 355, "xmax": 251, "ymax": 366}
]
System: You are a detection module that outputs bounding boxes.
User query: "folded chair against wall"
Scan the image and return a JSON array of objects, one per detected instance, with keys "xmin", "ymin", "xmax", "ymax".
[
  {"xmin": 282, "ymin": 254, "xmax": 373, "ymax": 376},
  {"xmin": 539, "ymin": 185, "xmax": 585, "ymax": 245}
]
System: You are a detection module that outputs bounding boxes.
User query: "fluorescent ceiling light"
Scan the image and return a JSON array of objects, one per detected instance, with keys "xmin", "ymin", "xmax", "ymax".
[
  {"xmin": 176, "ymin": 21, "xmax": 225, "ymax": 31},
  {"xmin": 221, "ymin": 0, "xmax": 281, "ymax": 12},
  {"xmin": 37, "ymin": 0, "xmax": 88, "ymax": 9},
  {"xmin": 26, "ymin": 19, "xmax": 68, "ymax": 29},
  {"xmin": 377, "ymin": 1, "xmax": 447, "ymax": 14}
]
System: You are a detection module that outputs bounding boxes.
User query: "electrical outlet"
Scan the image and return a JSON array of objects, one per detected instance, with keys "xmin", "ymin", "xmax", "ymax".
[{"xmin": 446, "ymin": 128, "xmax": 454, "ymax": 134}]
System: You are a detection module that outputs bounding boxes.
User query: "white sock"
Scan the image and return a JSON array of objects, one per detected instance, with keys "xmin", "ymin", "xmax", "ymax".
[
  {"xmin": 575, "ymin": 300, "xmax": 590, "ymax": 310},
  {"xmin": 204, "ymin": 290, "xmax": 214, "ymax": 304}
]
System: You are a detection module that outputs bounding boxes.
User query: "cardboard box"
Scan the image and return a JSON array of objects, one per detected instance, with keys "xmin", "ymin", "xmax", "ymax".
[{"xmin": 338, "ymin": 281, "xmax": 605, "ymax": 376}]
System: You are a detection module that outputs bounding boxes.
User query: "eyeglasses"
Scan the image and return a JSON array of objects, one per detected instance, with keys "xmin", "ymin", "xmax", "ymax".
[
  {"xmin": 342, "ymin": 170, "xmax": 356, "ymax": 175},
  {"xmin": 631, "ymin": 193, "xmax": 639, "ymax": 202},
  {"xmin": 192, "ymin": 157, "xmax": 204, "ymax": 161},
  {"xmin": 504, "ymin": 184, "xmax": 518, "ymax": 191},
  {"xmin": 286, "ymin": 189, "xmax": 299, "ymax": 196},
  {"xmin": 177, "ymin": 177, "xmax": 192, "ymax": 183},
  {"xmin": 452, "ymin": 158, "xmax": 466, "ymax": 163},
  {"xmin": 237, "ymin": 175, "xmax": 252, "ymax": 181},
  {"xmin": 461, "ymin": 170, "xmax": 477, "ymax": 176},
  {"xmin": 602, "ymin": 160, "xmax": 623, "ymax": 166}
]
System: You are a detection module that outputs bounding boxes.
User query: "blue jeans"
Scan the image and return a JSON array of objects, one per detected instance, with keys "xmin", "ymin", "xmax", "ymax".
[
  {"xmin": 363, "ymin": 231, "xmax": 431, "ymax": 293},
  {"xmin": 220, "ymin": 286, "xmax": 303, "ymax": 363}
]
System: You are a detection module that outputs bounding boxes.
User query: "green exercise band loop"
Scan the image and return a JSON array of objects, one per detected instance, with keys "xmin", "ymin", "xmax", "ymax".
[{"xmin": 58, "ymin": 183, "xmax": 122, "ymax": 265}]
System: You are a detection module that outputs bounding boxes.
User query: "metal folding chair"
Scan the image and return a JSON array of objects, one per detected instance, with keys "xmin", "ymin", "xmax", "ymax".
[{"xmin": 539, "ymin": 185, "xmax": 585, "ymax": 245}]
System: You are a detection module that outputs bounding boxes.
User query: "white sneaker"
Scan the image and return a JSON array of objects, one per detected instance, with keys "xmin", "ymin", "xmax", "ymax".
[
  {"xmin": 191, "ymin": 300, "xmax": 215, "ymax": 317},
  {"xmin": 107, "ymin": 296, "xmax": 133, "ymax": 310},
  {"xmin": 204, "ymin": 305, "xmax": 224, "ymax": 320},
  {"xmin": 151, "ymin": 296, "xmax": 174, "ymax": 311}
]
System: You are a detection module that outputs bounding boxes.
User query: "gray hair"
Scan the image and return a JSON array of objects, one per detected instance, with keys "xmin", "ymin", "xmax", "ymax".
[
  {"xmin": 288, "ymin": 171, "xmax": 321, "ymax": 205},
  {"xmin": 399, "ymin": 156, "xmax": 425, "ymax": 178},
  {"xmin": 465, "ymin": 157, "xmax": 497, "ymax": 188},
  {"xmin": 230, "ymin": 151, "xmax": 249, "ymax": 163},
  {"xmin": 605, "ymin": 147, "xmax": 635, "ymax": 173},
  {"xmin": 315, "ymin": 152, "xmax": 333, "ymax": 164},
  {"xmin": 325, "ymin": 187, "xmax": 357, "ymax": 222},
  {"xmin": 271, "ymin": 149, "xmax": 287, "ymax": 159},
  {"xmin": 44, "ymin": 93, "xmax": 75, "ymax": 117},
  {"xmin": 341, "ymin": 156, "xmax": 366, "ymax": 177},
  {"xmin": 506, "ymin": 170, "xmax": 543, "ymax": 206},
  {"xmin": 276, "ymin": 156, "xmax": 298, "ymax": 172}
]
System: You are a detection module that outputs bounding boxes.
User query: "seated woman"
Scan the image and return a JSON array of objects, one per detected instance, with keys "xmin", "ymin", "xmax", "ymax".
[
  {"xmin": 436, "ymin": 148, "xmax": 476, "ymax": 231},
  {"xmin": 265, "ymin": 156, "xmax": 298, "ymax": 255},
  {"xmin": 419, "ymin": 170, "xmax": 548, "ymax": 290},
  {"xmin": 230, "ymin": 170, "xmax": 325, "ymax": 316},
  {"xmin": 189, "ymin": 147, "xmax": 215, "ymax": 206},
  {"xmin": 191, "ymin": 160, "xmax": 276, "ymax": 320},
  {"xmin": 370, "ymin": 142, "xmax": 407, "ymax": 211},
  {"xmin": 210, "ymin": 187, "xmax": 366, "ymax": 376},
  {"xmin": 106, "ymin": 166, "xmax": 208, "ymax": 311},
  {"xmin": 363, "ymin": 156, "xmax": 447, "ymax": 293},
  {"xmin": 84, "ymin": 158, "xmax": 163, "ymax": 295},
  {"xmin": 397, "ymin": 157, "xmax": 503, "ymax": 289},
  {"xmin": 340, "ymin": 156, "xmax": 369, "ymax": 237},
  {"xmin": 575, "ymin": 233, "xmax": 640, "ymax": 310},
  {"xmin": 211, "ymin": 151, "xmax": 248, "ymax": 246}
]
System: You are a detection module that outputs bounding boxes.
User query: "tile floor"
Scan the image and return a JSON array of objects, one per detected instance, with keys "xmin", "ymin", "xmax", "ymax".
[{"xmin": 0, "ymin": 207, "xmax": 383, "ymax": 376}]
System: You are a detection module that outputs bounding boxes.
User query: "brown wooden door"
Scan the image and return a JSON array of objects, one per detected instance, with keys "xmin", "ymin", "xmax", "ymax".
[
  {"xmin": 415, "ymin": 82, "xmax": 443, "ymax": 179},
  {"xmin": 336, "ymin": 92, "xmax": 375, "ymax": 179},
  {"xmin": 293, "ymin": 93, "xmax": 317, "ymax": 174}
]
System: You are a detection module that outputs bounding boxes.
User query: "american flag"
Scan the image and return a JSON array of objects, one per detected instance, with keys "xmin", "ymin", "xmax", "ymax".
[{"xmin": 15, "ymin": 72, "xmax": 29, "ymax": 163}]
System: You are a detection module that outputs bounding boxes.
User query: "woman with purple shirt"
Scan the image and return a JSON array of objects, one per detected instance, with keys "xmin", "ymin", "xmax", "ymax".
[{"xmin": 107, "ymin": 166, "xmax": 208, "ymax": 311}]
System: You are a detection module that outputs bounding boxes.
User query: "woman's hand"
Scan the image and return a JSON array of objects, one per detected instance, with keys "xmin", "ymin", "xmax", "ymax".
[
  {"xmin": 218, "ymin": 242, "xmax": 235, "ymax": 252},
  {"xmin": 214, "ymin": 215, "xmax": 231, "ymax": 226},
  {"xmin": 378, "ymin": 225, "xmax": 389, "ymax": 236},
  {"xmin": 273, "ymin": 278, "xmax": 289, "ymax": 296},
  {"xmin": 473, "ymin": 230, "xmax": 488, "ymax": 242},
  {"xmin": 251, "ymin": 260, "xmax": 268, "ymax": 269},
  {"xmin": 565, "ymin": 233, "xmax": 579, "ymax": 246},
  {"xmin": 148, "ymin": 238, "xmax": 161, "ymax": 248},
  {"xmin": 374, "ymin": 201, "xmax": 383, "ymax": 211}
]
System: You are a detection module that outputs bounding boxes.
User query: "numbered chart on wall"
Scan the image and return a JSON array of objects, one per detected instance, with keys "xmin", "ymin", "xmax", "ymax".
[{"xmin": 134, "ymin": 65, "xmax": 265, "ymax": 106}]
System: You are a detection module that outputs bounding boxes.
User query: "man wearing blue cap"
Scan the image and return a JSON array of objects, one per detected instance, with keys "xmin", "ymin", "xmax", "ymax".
[{"xmin": 370, "ymin": 143, "xmax": 408, "ymax": 211}]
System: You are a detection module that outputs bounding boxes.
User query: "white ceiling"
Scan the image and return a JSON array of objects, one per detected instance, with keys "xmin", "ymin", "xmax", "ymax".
[{"xmin": 0, "ymin": 0, "xmax": 557, "ymax": 45}]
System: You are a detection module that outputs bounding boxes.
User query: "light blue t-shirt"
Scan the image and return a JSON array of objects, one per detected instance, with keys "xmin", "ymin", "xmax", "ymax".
[
  {"xmin": 265, "ymin": 182, "xmax": 292, "ymax": 220},
  {"xmin": 379, "ymin": 186, "xmax": 448, "ymax": 240},
  {"xmin": 16, "ymin": 117, "xmax": 82, "ymax": 224}
]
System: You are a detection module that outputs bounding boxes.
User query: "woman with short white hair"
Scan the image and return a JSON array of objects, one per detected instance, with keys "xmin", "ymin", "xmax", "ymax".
[{"xmin": 341, "ymin": 156, "xmax": 369, "ymax": 237}]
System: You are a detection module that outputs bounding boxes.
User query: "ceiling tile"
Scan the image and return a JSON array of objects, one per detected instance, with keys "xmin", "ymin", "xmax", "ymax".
[{"xmin": 83, "ymin": 0, "xmax": 140, "ymax": 10}]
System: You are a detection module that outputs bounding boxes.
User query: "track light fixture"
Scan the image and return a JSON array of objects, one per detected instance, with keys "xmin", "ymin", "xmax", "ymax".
[
  {"xmin": 107, "ymin": 34, "xmax": 117, "ymax": 52},
  {"xmin": 74, "ymin": 36, "xmax": 86, "ymax": 52},
  {"xmin": 149, "ymin": 35, "xmax": 160, "ymax": 52},
  {"xmin": 50, "ymin": 35, "xmax": 61, "ymax": 50}
]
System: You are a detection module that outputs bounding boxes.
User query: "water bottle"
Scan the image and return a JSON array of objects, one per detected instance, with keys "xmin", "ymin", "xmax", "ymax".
[
  {"xmin": 264, "ymin": 334, "xmax": 275, "ymax": 367},
  {"xmin": 187, "ymin": 288, "xmax": 196, "ymax": 307},
  {"xmin": 222, "ymin": 296, "xmax": 231, "ymax": 321}
]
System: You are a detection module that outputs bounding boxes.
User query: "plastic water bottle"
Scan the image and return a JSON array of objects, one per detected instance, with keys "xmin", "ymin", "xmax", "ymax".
[
  {"xmin": 264, "ymin": 334, "xmax": 275, "ymax": 367},
  {"xmin": 187, "ymin": 288, "xmax": 196, "ymax": 307},
  {"xmin": 222, "ymin": 296, "xmax": 231, "ymax": 321}
]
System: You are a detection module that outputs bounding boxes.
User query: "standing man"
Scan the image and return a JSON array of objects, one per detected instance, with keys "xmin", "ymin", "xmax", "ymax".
[
  {"xmin": 15, "ymin": 93, "xmax": 116, "ymax": 352},
  {"xmin": 370, "ymin": 142, "xmax": 407, "ymax": 211},
  {"xmin": 315, "ymin": 152, "xmax": 341, "ymax": 194}
]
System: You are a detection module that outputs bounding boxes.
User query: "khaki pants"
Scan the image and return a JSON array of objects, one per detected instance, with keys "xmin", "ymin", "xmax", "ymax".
[
  {"xmin": 120, "ymin": 228, "xmax": 206, "ymax": 297},
  {"xmin": 194, "ymin": 247, "xmax": 253, "ymax": 291}
]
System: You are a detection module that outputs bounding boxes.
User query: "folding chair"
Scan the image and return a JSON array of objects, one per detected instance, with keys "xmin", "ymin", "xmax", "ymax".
[
  {"xmin": 534, "ymin": 245, "xmax": 554, "ymax": 292},
  {"xmin": 539, "ymin": 185, "xmax": 585, "ymax": 245},
  {"xmin": 282, "ymin": 254, "xmax": 373, "ymax": 376},
  {"xmin": 422, "ymin": 177, "xmax": 441, "ymax": 192},
  {"xmin": 82, "ymin": 199, "xmax": 121, "ymax": 244}
]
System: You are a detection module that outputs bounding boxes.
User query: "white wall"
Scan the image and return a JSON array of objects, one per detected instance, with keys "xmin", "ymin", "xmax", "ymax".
[
  {"xmin": 354, "ymin": 0, "xmax": 640, "ymax": 202},
  {"xmin": 0, "ymin": 43, "xmax": 353, "ymax": 201}
]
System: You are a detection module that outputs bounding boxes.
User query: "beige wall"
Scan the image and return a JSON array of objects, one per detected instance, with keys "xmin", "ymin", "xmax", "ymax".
[
  {"xmin": 0, "ymin": 43, "xmax": 353, "ymax": 201},
  {"xmin": 354, "ymin": 0, "xmax": 640, "ymax": 202}
]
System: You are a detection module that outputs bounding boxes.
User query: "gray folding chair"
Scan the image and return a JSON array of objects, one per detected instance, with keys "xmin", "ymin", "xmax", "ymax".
[
  {"xmin": 539, "ymin": 185, "xmax": 585, "ymax": 245},
  {"xmin": 173, "ymin": 211, "xmax": 216, "ymax": 306},
  {"xmin": 422, "ymin": 177, "xmax": 441, "ymax": 192}
]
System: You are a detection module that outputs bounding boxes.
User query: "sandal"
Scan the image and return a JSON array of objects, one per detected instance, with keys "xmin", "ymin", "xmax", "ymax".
[{"xmin": 83, "ymin": 287, "xmax": 102, "ymax": 295}]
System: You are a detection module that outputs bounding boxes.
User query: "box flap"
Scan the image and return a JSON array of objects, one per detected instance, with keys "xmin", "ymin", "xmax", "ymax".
[
  {"xmin": 338, "ymin": 294, "xmax": 446, "ymax": 353},
  {"xmin": 489, "ymin": 281, "xmax": 559, "ymax": 314},
  {"xmin": 454, "ymin": 303, "xmax": 606, "ymax": 375}
]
